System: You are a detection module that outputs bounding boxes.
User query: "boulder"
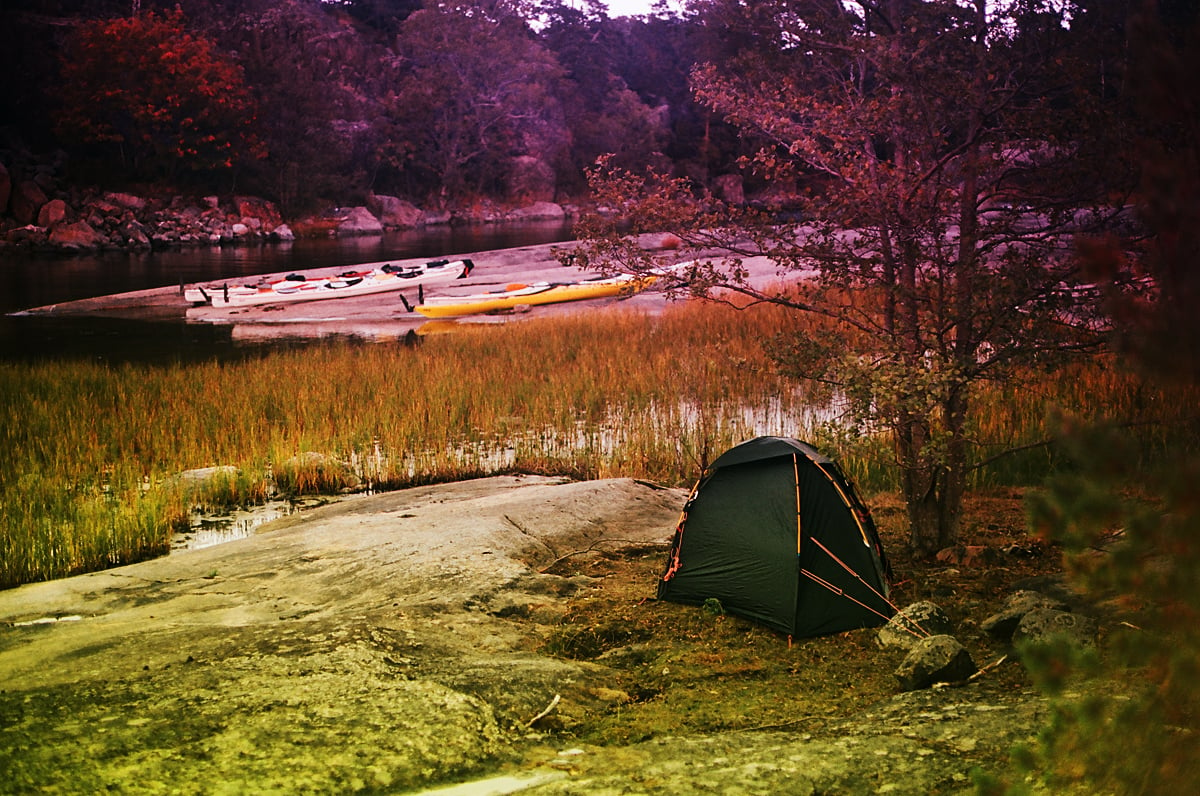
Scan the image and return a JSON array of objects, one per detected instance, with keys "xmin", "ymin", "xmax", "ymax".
[
  {"xmin": 368, "ymin": 194, "xmax": 425, "ymax": 229},
  {"xmin": 117, "ymin": 219, "xmax": 151, "ymax": 248},
  {"xmin": 1012, "ymin": 608, "xmax": 1097, "ymax": 650},
  {"xmin": 37, "ymin": 198, "xmax": 68, "ymax": 228},
  {"xmin": 234, "ymin": 196, "xmax": 282, "ymax": 228},
  {"xmin": 878, "ymin": 601, "xmax": 955, "ymax": 651},
  {"xmin": 104, "ymin": 191, "xmax": 147, "ymax": 211},
  {"xmin": 506, "ymin": 201, "xmax": 566, "ymax": 222},
  {"xmin": 271, "ymin": 224, "xmax": 296, "ymax": 241},
  {"xmin": 10, "ymin": 179, "xmax": 47, "ymax": 224},
  {"xmin": 336, "ymin": 206, "xmax": 383, "ymax": 236},
  {"xmin": 5, "ymin": 224, "xmax": 47, "ymax": 246},
  {"xmin": 47, "ymin": 219, "xmax": 105, "ymax": 249},
  {"xmin": 894, "ymin": 635, "xmax": 977, "ymax": 691},
  {"xmin": 981, "ymin": 590, "xmax": 1070, "ymax": 642}
]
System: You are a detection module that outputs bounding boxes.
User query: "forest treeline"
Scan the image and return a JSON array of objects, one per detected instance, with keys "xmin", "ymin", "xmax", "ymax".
[
  {"xmin": 2, "ymin": 0, "xmax": 1178, "ymax": 218},
  {"xmin": 1, "ymin": 0, "xmax": 765, "ymax": 215}
]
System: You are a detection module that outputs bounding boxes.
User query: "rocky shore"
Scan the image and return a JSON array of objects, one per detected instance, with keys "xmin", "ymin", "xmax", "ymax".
[{"xmin": 0, "ymin": 157, "xmax": 576, "ymax": 254}]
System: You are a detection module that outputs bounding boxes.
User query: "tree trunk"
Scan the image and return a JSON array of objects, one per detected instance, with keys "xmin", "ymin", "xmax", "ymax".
[
  {"xmin": 937, "ymin": 387, "xmax": 969, "ymax": 554},
  {"xmin": 898, "ymin": 423, "xmax": 966, "ymax": 557},
  {"xmin": 896, "ymin": 417, "xmax": 942, "ymax": 556}
]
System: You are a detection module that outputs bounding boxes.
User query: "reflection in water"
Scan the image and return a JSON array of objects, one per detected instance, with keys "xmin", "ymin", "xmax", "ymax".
[{"xmin": 173, "ymin": 500, "xmax": 297, "ymax": 552}]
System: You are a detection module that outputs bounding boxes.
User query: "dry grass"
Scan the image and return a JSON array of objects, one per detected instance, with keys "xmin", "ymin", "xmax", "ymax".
[{"xmin": 2, "ymin": 300, "xmax": 1195, "ymax": 588}]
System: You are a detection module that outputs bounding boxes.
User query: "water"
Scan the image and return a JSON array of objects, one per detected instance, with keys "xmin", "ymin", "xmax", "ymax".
[
  {"xmin": 0, "ymin": 220, "xmax": 575, "ymax": 363},
  {"xmin": 174, "ymin": 500, "xmax": 300, "ymax": 552}
]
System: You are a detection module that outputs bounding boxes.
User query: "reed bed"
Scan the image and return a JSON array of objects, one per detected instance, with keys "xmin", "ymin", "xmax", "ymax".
[{"xmin": 2, "ymin": 301, "xmax": 1195, "ymax": 588}]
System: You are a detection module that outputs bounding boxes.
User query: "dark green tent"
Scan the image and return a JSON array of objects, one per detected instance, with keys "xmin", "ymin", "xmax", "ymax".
[{"xmin": 658, "ymin": 436, "xmax": 894, "ymax": 638}]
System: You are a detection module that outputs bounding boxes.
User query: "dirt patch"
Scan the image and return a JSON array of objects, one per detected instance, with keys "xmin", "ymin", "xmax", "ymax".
[{"xmin": 0, "ymin": 476, "xmax": 1067, "ymax": 794}]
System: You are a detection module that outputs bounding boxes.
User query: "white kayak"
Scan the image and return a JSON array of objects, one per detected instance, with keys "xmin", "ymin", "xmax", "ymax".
[{"xmin": 184, "ymin": 258, "xmax": 474, "ymax": 308}]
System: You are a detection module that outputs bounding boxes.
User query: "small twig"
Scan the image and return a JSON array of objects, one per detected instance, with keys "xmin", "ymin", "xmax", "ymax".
[
  {"xmin": 967, "ymin": 654, "xmax": 1009, "ymax": 682},
  {"xmin": 537, "ymin": 539, "xmax": 655, "ymax": 573},
  {"xmin": 525, "ymin": 694, "xmax": 561, "ymax": 728}
]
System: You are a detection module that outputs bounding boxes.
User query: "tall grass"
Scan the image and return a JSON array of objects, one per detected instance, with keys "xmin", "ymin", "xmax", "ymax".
[
  {"xmin": 962, "ymin": 355, "xmax": 1197, "ymax": 488},
  {"xmin": 2, "ymin": 301, "xmax": 1195, "ymax": 588}
]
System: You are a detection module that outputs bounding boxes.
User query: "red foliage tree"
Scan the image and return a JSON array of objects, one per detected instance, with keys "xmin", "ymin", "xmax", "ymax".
[{"xmin": 54, "ymin": 10, "xmax": 265, "ymax": 182}]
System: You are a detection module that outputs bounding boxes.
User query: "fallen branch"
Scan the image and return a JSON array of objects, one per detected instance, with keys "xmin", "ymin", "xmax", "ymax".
[
  {"xmin": 526, "ymin": 694, "xmax": 561, "ymax": 728},
  {"xmin": 538, "ymin": 539, "xmax": 663, "ymax": 573},
  {"xmin": 967, "ymin": 654, "xmax": 1009, "ymax": 682}
]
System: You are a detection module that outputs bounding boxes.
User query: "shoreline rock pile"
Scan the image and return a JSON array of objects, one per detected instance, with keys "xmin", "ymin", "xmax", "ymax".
[
  {"xmin": 0, "ymin": 157, "xmax": 575, "ymax": 254},
  {"xmin": 880, "ymin": 586, "xmax": 1100, "ymax": 692}
]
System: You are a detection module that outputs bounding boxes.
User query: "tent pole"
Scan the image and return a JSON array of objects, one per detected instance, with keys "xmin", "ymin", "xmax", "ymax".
[
  {"xmin": 820, "ymin": 469, "xmax": 872, "ymax": 547},
  {"xmin": 793, "ymin": 454, "xmax": 803, "ymax": 555},
  {"xmin": 661, "ymin": 477, "xmax": 703, "ymax": 582}
]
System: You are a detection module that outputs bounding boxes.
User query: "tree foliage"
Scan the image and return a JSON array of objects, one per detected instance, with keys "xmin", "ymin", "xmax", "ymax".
[
  {"xmin": 53, "ymin": 9, "xmax": 265, "ymax": 183},
  {"xmin": 381, "ymin": 2, "xmax": 569, "ymax": 200},
  {"xmin": 218, "ymin": 0, "xmax": 391, "ymax": 213},
  {"xmin": 539, "ymin": 2, "xmax": 669, "ymax": 192},
  {"xmin": 1008, "ymin": 5, "xmax": 1200, "ymax": 792},
  {"xmin": 570, "ymin": 0, "xmax": 1143, "ymax": 555},
  {"xmin": 6, "ymin": 0, "xmax": 747, "ymax": 206}
]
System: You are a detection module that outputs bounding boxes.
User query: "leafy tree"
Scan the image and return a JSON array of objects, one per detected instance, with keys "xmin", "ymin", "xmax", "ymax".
[
  {"xmin": 571, "ymin": 0, "xmax": 1143, "ymax": 555},
  {"xmin": 538, "ymin": 1, "xmax": 668, "ymax": 192},
  {"xmin": 53, "ymin": 9, "xmax": 264, "ymax": 183},
  {"xmin": 385, "ymin": 2, "xmax": 568, "ymax": 201},
  {"xmin": 1003, "ymin": 5, "xmax": 1200, "ymax": 792},
  {"xmin": 219, "ymin": 0, "xmax": 392, "ymax": 212},
  {"xmin": 321, "ymin": 0, "xmax": 423, "ymax": 34},
  {"xmin": 608, "ymin": 8, "xmax": 749, "ymax": 186}
]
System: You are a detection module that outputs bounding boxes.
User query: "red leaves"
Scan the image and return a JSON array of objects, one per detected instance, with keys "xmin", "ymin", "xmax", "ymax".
[{"xmin": 54, "ymin": 9, "xmax": 264, "ymax": 177}]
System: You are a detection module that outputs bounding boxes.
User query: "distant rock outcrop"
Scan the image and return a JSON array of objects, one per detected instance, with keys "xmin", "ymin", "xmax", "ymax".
[
  {"xmin": 10, "ymin": 179, "xmax": 47, "ymax": 225},
  {"xmin": 367, "ymin": 193, "xmax": 425, "ymax": 229},
  {"xmin": 505, "ymin": 201, "xmax": 566, "ymax": 222},
  {"xmin": 37, "ymin": 198, "xmax": 68, "ymax": 228},
  {"xmin": 336, "ymin": 206, "xmax": 384, "ymax": 236},
  {"xmin": 1, "ymin": 144, "xmax": 574, "ymax": 253},
  {"xmin": 713, "ymin": 174, "xmax": 745, "ymax": 205},
  {"xmin": 506, "ymin": 155, "xmax": 557, "ymax": 204},
  {"xmin": 2, "ymin": 181, "xmax": 297, "ymax": 251}
]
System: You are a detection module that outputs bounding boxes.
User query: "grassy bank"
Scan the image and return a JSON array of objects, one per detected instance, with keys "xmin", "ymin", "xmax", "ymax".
[{"xmin": 1, "ymin": 301, "xmax": 1194, "ymax": 588}]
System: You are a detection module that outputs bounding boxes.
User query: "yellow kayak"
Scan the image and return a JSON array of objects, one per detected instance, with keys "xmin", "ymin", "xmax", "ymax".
[{"xmin": 414, "ymin": 273, "xmax": 657, "ymax": 318}]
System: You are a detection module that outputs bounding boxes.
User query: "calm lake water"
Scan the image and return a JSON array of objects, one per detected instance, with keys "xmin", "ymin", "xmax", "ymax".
[{"xmin": 0, "ymin": 220, "xmax": 575, "ymax": 363}]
